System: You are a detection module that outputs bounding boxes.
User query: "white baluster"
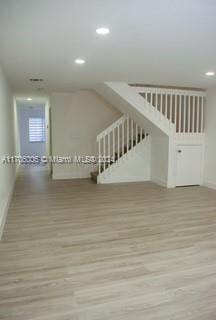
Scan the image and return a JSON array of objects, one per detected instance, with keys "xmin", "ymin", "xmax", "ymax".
[
  {"xmin": 108, "ymin": 131, "xmax": 110, "ymax": 167},
  {"xmin": 131, "ymin": 119, "xmax": 134, "ymax": 150},
  {"xmin": 127, "ymin": 118, "xmax": 129, "ymax": 152},
  {"xmin": 192, "ymin": 96, "xmax": 195, "ymax": 133},
  {"xmin": 136, "ymin": 123, "xmax": 138, "ymax": 144},
  {"xmin": 150, "ymin": 92, "xmax": 153, "ymax": 105},
  {"xmin": 175, "ymin": 94, "xmax": 178, "ymax": 131},
  {"xmin": 158, "ymin": 93, "xmax": 163, "ymax": 114},
  {"xmin": 197, "ymin": 96, "xmax": 200, "ymax": 133},
  {"xmin": 201, "ymin": 96, "xmax": 204, "ymax": 132},
  {"xmin": 188, "ymin": 96, "xmax": 191, "ymax": 133},
  {"xmin": 122, "ymin": 122, "xmax": 124, "ymax": 156},
  {"xmin": 179, "ymin": 95, "xmax": 182, "ymax": 133},
  {"xmin": 113, "ymin": 128, "xmax": 115, "ymax": 163},
  {"xmin": 165, "ymin": 93, "xmax": 168, "ymax": 119},
  {"xmin": 117, "ymin": 125, "xmax": 120, "ymax": 160},
  {"xmin": 170, "ymin": 93, "xmax": 173, "ymax": 122},
  {"xmin": 155, "ymin": 92, "xmax": 158, "ymax": 113},
  {"xmin": 103, "ymin": 135, "xmax": 106, "ymax": 171},
  {"xmin": 98, "ymin": 139, "xmax": 101, "ymax": 175},
  {"xmin": 183, "ymin": 95, "xmax": 186, "ymax": 133}
]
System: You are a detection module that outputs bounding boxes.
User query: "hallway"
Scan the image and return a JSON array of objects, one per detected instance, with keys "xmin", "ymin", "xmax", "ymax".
[{"xmin": 1, "ymin": 167, "xmax": 216, "ymax": 319}]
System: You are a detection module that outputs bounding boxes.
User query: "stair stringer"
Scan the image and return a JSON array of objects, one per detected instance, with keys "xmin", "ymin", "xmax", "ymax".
[
  {"xmin": 96, "ymin": 82, "xmax": 175, "ymax": 138},
  {"xmin": 98, "ymin": 136, "xmax": 151, "ymax": 184}
]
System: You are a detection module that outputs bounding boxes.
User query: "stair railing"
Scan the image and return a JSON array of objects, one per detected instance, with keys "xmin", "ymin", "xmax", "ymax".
[
  {"xmin": 131, "ymin": 86, "xmax": 206, "ymax": 134},
  {"xmin": 97, "ymin": 115, "xmax": 146, "ymax": 177}
]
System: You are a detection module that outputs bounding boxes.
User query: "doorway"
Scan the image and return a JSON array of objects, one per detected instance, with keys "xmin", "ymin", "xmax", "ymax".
[{"xmin": 16, "ymin": 98, "xmax": 50, "ymax": 169}]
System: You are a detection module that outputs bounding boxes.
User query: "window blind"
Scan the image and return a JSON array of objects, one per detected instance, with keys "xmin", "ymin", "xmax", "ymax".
[{"xmin": 29, "ymin": 117, "xmax": 45, "ymax": 142}]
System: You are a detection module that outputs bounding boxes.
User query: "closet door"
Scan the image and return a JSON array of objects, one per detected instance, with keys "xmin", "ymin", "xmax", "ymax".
[{"xmin": 176, "ymin": 145, "xmax": 202, "ymax": 186}]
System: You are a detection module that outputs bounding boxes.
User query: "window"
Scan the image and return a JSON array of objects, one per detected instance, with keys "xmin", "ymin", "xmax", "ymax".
[{"xmin": 29, "ymin": 117, "xmax": 45, "ymax": 142}]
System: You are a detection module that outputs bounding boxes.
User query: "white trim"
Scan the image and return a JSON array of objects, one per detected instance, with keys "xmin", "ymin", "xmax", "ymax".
[
  {"xmin": 0, "ymin": 175, "xmax": 16, "ymax": 240},
  {"xmin": 132, "ymin": 86, "xmax": 206, "ymax": 97},
  {"xmin": 175, "ymin": 133, "xmax": 205, "ymax": 143},
  {"xmin": 52, "ymin": 172, "xmax": 93, "ymax": 180},
  {"xmin": 99, "ymin": 176, "xmax": 150, "ymax": 184}
]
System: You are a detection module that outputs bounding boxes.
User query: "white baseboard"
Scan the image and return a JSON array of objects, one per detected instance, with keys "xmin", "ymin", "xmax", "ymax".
[
  {"xmin": 99, "ymin": 175, "xmax": 150, "ymax": 184},
  {"xmin": 203, "ymin": 181, "xmax": 216, "ymax": 190},
  {"xmin": 0, "ymin": 175, "xmax": 16, "ymax": 240},
  {"xmin": 52, "ymin": 172, "xmax": 91, "ymax": 180}
]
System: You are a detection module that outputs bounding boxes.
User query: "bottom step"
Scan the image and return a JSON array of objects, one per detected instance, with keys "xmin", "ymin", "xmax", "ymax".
[{"xmin": 90, "ymin": 171, "xmax": 99, "ymax": 182}]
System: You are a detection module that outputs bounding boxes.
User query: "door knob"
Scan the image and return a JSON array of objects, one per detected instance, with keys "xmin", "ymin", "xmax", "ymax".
[{"xmin": 178, "ymin": 150, "xmax": 182, "ymax": 153}]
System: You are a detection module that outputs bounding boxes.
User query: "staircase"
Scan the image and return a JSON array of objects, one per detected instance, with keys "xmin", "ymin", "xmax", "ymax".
[
  {"xmin": 93, "ymin": 82, "xmax": 206, "ymax": 186},
  {"xmin": 91, "ymin": 115, "xmax": 149, "ymax": 183}
]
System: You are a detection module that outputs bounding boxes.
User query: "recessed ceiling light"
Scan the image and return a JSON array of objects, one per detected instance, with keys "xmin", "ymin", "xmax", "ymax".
[
  {"xmin": 75, "ymin": 58, "xmax": 85, "ymax": 65},
  {"xmin": 29, "ymin": 78, "xmax": 44, "ymax": 82},
  {"xmin": 205, "ymin": 71, "xmax": 215, "ymax": 76},
  {"xmin": 96, "ymin": 27, "xmax": 110, "ymax": 35},
  {"xmin": 27, "ymin": 98, "xmax": 32, "ymax": 101}
]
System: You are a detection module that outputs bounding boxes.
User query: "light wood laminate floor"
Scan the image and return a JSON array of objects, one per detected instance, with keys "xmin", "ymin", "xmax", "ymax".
[{"xmin": 1, "ymin": 166, "xmax": 216, "ymax": 319}]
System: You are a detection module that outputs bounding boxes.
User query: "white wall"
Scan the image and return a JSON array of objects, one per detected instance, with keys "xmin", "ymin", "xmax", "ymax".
[
  {"xmin": 151, "ymin": 133, "xmax": 169, "ymax": 187},
  {"xmin": 99, "ymin": 138, "xmax": 151, "ymax": 183},
  {"xmin": 0, "ymin": 67, "xmax": 15, "ymax": 238},
  {"xmin": 51, "ymin": 90, "xmax": 121, "ymax": 179},
  {"xmin": 204, "ymin": 88, "xmax": 216, "ymax": 188},
  {"xmin": 17, "ymin": 104, "xmax": 46, "ymax": 158}
]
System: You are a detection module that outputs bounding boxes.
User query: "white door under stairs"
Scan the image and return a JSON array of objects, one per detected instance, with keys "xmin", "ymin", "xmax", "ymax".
[{"xmin": 175, "ymin": 145, "xmax": 203, "ymax": 186}]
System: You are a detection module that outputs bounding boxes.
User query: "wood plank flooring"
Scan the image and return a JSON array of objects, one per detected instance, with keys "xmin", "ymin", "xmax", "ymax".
[{"xmin": 1, "ymin": 165, "xmax": 216, "ymax": 319}]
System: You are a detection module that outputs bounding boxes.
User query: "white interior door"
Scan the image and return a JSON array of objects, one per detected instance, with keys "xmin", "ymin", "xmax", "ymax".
[{"xmin": 176, "ymin": 145, "xmax": 203, "ymax": 186}]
